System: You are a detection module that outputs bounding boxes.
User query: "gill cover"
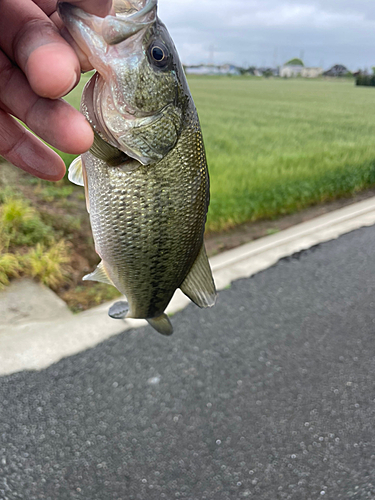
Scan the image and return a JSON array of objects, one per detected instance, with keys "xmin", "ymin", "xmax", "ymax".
[{"xmin": 59, "ymin": 0, "xmax": 184, "ymax": 166}]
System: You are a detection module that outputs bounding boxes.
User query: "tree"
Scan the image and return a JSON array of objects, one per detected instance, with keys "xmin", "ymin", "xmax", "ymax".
[{"xmin": 285, "ymin": 58, "xmax": 304, "ymax": 67}]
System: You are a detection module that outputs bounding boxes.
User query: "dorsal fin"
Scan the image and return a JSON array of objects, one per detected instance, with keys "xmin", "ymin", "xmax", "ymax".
[{"xmin": 180, "ymin": 244, "xmax": 217, "ymax": 308}]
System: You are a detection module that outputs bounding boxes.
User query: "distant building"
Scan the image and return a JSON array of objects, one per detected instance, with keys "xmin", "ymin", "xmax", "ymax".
[
  {"xmin": 301, "ymin": 67, "xmax": 323, "ymax": 78},
  {"xmin": 323, "ymin": 65, "xmax": 350, "ymax": 77},
  {"xmin": 220, "ymin": 64, "xmax": 241, "ymax": 76},
  {"xmin": 185, "ymin": 64, "xmax": 241, "ymax": 76},
  {"xmin": 280, "ymin": 64, "xmax": 304, "ymax": 78},
  {"xmin": 255, "ymin": 67, "xmax": 279, "ymax": 77},
  {"xmin": 280, "ymin": 63, "xmax": 323, "ymax": 78}
]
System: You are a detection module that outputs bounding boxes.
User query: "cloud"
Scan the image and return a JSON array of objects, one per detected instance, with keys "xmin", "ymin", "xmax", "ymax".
[{"xmin": 157, "ymin": 0, "xmax": 375, "ymax": 70}]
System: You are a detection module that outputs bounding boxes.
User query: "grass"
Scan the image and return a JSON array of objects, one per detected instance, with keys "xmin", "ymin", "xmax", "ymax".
[
  {"xmin": 1, "ymin": 198, "xmax": 54, "ymax": 247},
  {"xmin": 24, "ymin": 240, "xmax": 70, "ymax": 288},
  {"xmin": 0, "ymin": 197, "xmax": 71, "ymax": 290},
  {"xmin": 186, "ymin": 77, "xmax": 375, "ymax": 231},
  {"xmin": 64, "ymin": 76, "xmax": 375, "ymax": 232},
  {"xmin": 3, "ymin": 75, "xmax": 375, "ymax": 306}
]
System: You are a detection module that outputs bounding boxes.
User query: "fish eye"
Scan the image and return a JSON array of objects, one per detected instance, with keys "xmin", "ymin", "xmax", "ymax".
[
  {"xmin": 149, "ymin": 42, "xmax": 170, "ymax": 68},
  {"xmin": 152, "ymin": 46, "xmax": 165, "ymax": 62}
]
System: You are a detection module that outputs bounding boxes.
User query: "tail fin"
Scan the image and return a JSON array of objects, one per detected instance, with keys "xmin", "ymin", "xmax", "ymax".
[{"xmin": 147, "ymin": 314, "xmax": 173, "ymax": 336}]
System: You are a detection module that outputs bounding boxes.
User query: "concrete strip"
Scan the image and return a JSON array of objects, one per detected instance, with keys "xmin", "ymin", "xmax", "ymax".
[
  {"xmin": 0, "ymin": 279, "xmax": 74, "ymax": 328},
  {"xmin": 1, "ymin": 197, "xmax": 375, "ymax": 376}
]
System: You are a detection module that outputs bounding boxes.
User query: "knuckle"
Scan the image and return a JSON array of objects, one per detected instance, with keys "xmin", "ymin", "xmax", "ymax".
[
  {"xmin": 0, "ymin": 51, "xmax": 15, "ymax": 90},
  {"xmin": 12, "ymin": 18, "xmax": 60, "ymax": 66},
  {"xmin": 0, "ymin": 111, "xmax": 26, "ymax": 158}
]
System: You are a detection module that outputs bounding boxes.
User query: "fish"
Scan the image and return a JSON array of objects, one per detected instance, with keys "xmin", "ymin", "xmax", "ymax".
[{"xmin": 58, "ymin": 0, "xmax": 216, "ymax": 335}]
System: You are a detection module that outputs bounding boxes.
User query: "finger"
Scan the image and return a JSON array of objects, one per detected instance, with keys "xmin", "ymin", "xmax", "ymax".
[
  {"xmin": 57, "ymin": 1, "xmax": 115, "ymax": 72},
  {"xmin": 0, "ymin": 0, "xmax": 80, "ymax": 98},
  {"xmin": 33, "ymin": 0, "xmax": 57, "ymax": 17},
  {"xmin": 62, "ymin": 0, "xmax": 113, "ymax": 17},
  {"xmin": 0, "ymin": 51, "xmax": 93, "ymax": 154},
  {"xmin": 27, "ymin": 43, "xmax": 80, "ymax": 98},
  {"xmin": 0, "ymin": 109, "xmax": 66, "ymax": 181},
  {"xmin": 59, "ymin": 27, "xmax": 93, "ymax": 73}
]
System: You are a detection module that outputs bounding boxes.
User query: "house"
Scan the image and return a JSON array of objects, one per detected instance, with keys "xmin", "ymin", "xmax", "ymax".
[
  {"xmin": 255, "ymin": 67, "xmax": 279, "ymax": 77},
  {"xmin": 280, "ymin": 64, "xmax": 304, "ymax": 78},
  {"xmin": 323, "ymin": 65, "xmax": 350, "ymax": 77},
  {"xmin": 184, "ymin": 64, "xmax": 241, "ymax": 76},
  {"xmin": 280, "ymin": 62, "xmax": 323, "ymax": 78},
  {"xmin": 184, "ymin": 65, "xmax": 219, "ymax": 76},
  {"xmin": 219, "ymin": 64, "xmax": 241, "ymax": 76},
  {"xmin": 301, "ymin": 67, "xmax": 323, "ymax": 78}
]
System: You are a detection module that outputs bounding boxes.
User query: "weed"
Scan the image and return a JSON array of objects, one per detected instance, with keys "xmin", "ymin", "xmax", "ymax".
[
  {"xmin": 23, "ymin": 240, "xmax": 71, "ymax": 289},
  {"xmin": 38, "ymin": 184, "xmax": 74, "ymax": 203},
  {"xmin": 0, "ymin": 252, "xmax": 22, "ymax": 289},
  {"xmin": 0, "ymin": 198, "xmax": 54, "ymax": 247},
  {"xmin": 62, "ymin": 283, "xmax": 121, "ymax": 313}
]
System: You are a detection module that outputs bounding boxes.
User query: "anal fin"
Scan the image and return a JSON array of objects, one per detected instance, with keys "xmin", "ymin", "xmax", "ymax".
[
  {"xmin": 83, "ymin": 261, "xmax": 114, "ymax": 286},
  {"xmin": 147, "ymin": 314, "xmax": 173, "ymax": 336},
  {"xmin": 180, "ymin": 244, "xmax": 217, "ymax": 308}
]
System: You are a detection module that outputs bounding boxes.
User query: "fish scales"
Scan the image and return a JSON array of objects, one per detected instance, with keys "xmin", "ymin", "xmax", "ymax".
[
  {"xmin": 84, "ymin": 110, "xmax": 208, "ymax": 318},
  {"xmin": 59, "ymin": 0, "xmax": 217, "ymax": 334}
]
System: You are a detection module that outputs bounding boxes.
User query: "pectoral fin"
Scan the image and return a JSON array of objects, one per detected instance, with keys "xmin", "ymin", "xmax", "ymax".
[
  {"xmin": 180, "ymin": 245, "xmax": 217, "ymax": 308},
  {"xmin": 83, "ymin": 261, "xmax": 114, "ymax": 286},
  {"xmin": 147, "ymin": 314, "xmax": 173, "ymax": 336},
  {"xmin": 91, "ymin": 131, "xmax": 131, "ymax": 167},
  {"xmin": 68, "ymin": 155, "xmax": 90, "ymax": 213},
  {"xmin": 68, "ymin": 156, "xmax": 84, "ymax": 186}
]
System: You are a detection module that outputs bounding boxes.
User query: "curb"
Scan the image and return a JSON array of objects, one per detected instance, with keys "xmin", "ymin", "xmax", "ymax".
[{"xmin": 1, "ymin": 197, "xmax": 375, "ymax": 376}]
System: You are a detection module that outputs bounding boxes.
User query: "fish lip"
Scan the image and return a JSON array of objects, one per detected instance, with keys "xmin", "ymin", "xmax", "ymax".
[
  {"xmin": 58, "ymin": 2, "xmax": 88, "ymax": 23},
  {"xmin": 58, "ymin": 0, "xmax": 157, "ymax": 46}
]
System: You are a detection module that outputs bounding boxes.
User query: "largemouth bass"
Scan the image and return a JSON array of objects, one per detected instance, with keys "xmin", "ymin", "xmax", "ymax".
[{"xmin": 59, "ymin": 0, "xmax": 216, "ymax": 335}]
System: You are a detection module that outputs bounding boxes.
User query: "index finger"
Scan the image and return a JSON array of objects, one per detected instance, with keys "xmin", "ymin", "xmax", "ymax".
[
  {"xmin": 61, "ymin": 0, "xmax": 113, "ymax": 17},
  {"xmin": 0, "ymin": 0, "xmax": 80, "ymax": 99}
]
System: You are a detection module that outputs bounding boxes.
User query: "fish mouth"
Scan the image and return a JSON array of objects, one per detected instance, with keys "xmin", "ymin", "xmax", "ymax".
[{"xmin": 58, "ymin": 0, "xmax": 157, "ymax": 46}]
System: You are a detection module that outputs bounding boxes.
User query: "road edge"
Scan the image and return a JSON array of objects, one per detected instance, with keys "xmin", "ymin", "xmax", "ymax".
[{"xmin": 1, "ymin": 197, "xmax": 375, "ymax": 376}]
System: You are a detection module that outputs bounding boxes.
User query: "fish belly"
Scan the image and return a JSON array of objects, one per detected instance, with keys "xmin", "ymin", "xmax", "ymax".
[{"xmin": 83, "ymin": 124, "xmax": 209, "ymax": 319}]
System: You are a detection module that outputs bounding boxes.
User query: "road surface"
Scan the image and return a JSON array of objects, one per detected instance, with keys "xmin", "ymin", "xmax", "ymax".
[{"xmin": 1, "ymin": 226, "xmax": 375, "ymax": 499}]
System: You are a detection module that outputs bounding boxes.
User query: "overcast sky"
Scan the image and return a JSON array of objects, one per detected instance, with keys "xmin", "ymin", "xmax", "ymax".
[{"xmin": 157, "ymin": 0, "xmax": 375, "ymax": 70}]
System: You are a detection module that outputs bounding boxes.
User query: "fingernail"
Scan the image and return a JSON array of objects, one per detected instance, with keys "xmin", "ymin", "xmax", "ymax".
[{"xmin": 59, "ymin": 72, "xmax": 79, "ymax": 98}]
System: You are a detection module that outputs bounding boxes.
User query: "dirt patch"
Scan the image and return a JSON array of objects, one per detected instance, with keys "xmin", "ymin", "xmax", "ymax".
[{"xmin": 204, "ymin": 189, "xmax": 375, "ymax": 257}]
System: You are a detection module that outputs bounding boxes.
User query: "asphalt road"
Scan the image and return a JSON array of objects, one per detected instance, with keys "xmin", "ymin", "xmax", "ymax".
[{"xmin": 1, "ymin": 226, "xmax": 375, "ymax": 500}]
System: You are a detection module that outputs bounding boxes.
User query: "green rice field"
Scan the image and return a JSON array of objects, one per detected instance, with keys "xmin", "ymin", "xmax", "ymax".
[{"xmin": 64, "ymin": 76, "xmax": 375, "ymax": 232}]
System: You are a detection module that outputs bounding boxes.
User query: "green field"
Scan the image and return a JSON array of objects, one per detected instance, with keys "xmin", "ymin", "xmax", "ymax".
[{"xmin": 64, "ymin": 76, "xmax": 375, "ymax": 232}]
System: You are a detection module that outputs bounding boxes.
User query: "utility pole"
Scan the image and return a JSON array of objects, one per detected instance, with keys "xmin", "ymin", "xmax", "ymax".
[{"xmin": 208, "ymin": 45, "xmax": 215, "ymax": 66}]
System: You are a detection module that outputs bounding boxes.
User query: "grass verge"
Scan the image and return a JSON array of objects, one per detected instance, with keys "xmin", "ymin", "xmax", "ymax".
[{"xmin": 2, "ymin": 76, "xmax": 375, "ymax": 309}]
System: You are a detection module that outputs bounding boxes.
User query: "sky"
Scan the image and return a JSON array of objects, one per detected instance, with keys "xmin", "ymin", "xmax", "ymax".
[{"xmin": 157, "ymin": 0, "xmax": 375, "ymax": 70}]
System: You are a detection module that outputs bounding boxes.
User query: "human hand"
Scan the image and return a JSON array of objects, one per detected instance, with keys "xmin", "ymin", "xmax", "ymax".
[{"xmin": 0, "ymin": 0, "xmax": 112, "ymax": 181}]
